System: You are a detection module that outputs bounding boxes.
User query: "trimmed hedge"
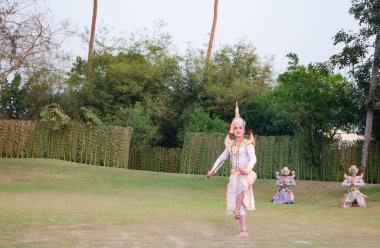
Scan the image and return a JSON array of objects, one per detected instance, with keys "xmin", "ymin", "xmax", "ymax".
[
  {"xmin": 0, "ymin": 120, "xmax": 132, "ymax": 168},
  {"xmin": 180, "ymin": 132, "xmax": 380, "ymax": 183}
]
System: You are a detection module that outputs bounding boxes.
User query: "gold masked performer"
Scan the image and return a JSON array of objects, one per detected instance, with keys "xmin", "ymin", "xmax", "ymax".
[{"xmin": 207, "ymin": 102, "xmax": 257, "ymax": 238}]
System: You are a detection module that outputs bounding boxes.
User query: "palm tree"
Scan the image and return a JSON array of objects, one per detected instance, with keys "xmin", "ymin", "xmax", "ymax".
[
  {"xmin": 206, "ymin": 0, "xmax": 219, "ymax": 63},
  {"xmin": 87, "ymin": 0, "xmax": 98, "ymax": 75}
]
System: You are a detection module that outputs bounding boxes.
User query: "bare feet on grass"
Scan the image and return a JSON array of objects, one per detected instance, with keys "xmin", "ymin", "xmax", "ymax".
[{"xmin": 235, "ymin": 231, "xmax": 249, "ymax": 238}]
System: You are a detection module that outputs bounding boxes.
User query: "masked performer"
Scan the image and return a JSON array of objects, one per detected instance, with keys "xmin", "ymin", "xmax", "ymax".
[
  {"xmin": 207, "ymin": 102, "xmax": 257, "ymax": 238},
  {"xmin": 271, "ymin": 167, "xmax": 296, "ymax": 204},
  {"xmin": 341, "ymin": 165, "xmax": 366, "ymax": 208}
]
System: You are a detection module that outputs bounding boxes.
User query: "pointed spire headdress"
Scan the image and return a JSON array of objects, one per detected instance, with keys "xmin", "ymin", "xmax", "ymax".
[
  {"xmin": 349, "ymin": 165, "xmax": 358, "ymax": 175},
  {"xmin": 229, "ymin": 102, "xmax": 245, "ymax": 134},
  {"xmin": 225, "ymin": 102, "xmax": 255, "ymax": 147}
]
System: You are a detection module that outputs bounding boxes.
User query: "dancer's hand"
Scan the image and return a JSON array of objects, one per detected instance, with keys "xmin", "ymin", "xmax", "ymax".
[{"xmin": 207, "ymin": 170, "xmax": 215, "ymax": 178}]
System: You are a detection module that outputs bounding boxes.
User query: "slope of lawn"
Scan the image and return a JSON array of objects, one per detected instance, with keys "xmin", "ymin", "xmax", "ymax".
[{"xmin": 1, "ymin": 158, "xmax": 380, "ymax": 248}]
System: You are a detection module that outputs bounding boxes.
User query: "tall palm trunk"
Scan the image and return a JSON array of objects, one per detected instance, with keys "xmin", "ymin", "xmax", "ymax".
[
  {"xmin": 361, "ymin": 31, "xmax": 380, "ymax": 174},
  {"xmin": 206, "ymin": 0, "xmax": 218, "ymax": 63},
  {"xmin": 87, "ymin": 0, "xmax": 98, "ymax": 76}
]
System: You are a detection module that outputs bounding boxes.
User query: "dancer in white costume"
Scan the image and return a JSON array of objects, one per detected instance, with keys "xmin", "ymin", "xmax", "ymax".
[
  {"xmin": 207, "ymin": 102, "xmax": 257, "ymax": 238},
  {"xmin": 341, "ymin": 165, "xmax": 367, "ymax": 208}
]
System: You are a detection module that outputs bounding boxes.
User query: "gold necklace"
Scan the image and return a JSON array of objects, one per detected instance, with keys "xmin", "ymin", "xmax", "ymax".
[{"xmin": 231, "ymin": 139, "xmax": 243, "ymax": 156}]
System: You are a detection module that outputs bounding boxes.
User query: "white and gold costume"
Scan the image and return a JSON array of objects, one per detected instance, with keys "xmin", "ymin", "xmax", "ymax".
[
  {"xmin": 341, "ymin": 165, "xmax": 367, "ymax": 208},
  {"xmin": 210, "ymin": 103, "xmax": 257, "ymax": 216}
]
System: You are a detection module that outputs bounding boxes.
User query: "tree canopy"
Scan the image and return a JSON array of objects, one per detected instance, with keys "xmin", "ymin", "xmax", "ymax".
[{"xmin": 0, "ymin": 2, "xmax": 372, "ymax": 152}]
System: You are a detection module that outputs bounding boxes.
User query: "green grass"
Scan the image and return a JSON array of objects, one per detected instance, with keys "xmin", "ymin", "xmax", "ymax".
[{"xmin": 1, "ymin": 158, "xmax": 380, "ymax": 248}]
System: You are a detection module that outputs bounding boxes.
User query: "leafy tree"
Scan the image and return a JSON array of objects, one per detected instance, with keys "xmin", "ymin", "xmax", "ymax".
[
  {"xmin": 22, "ymin": 69, "xmax": 63, "ymax": 119},
  {"xmin": 0, "ymin": 73, "xmax": 26, "ymax": 119},
  {"xmin": 268, "ymin": 56, "xmax": 360, "ymax": 178},
  {"xmin": 78, "ymin": 106, "xmax": 103, "ymax": 128},
  {"xmin": 124, "ymin": 102, "xmax": 161, "ymax": 147},
  {"xmin": 0, "ymin": 69, "xmax": 62, "ymax": 120},
  {"xmin": 177, "ymin": 107, "xmax": 226, "ymax": 143},
  {"xmin": 65, "ymin": 26, "xmax": 185, "ymax": 147},
  {"xmin": 59, "ymin": 57, "xmax": 88, "ymax": 118},
  {"xmin": 185, "ymin": 41, "xmax": 273, "ymax": 120},
  {"xmin": 64, "ymin": 27, "xmax": 273, "ymax": 147},
  {"xmin": 330, "ymin": 0, "xmax": 380, "ymax": 172},
  {"xmin": 184, "ymin": 107, "xmax": 226, "ymax": 133},
  {"xmin": 244, "ymin": 94, "xmax": 294, "ymax": 136}
]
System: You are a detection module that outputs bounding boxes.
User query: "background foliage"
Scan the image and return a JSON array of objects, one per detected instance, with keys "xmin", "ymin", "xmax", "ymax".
[{"xmin": 1, "ymin": 1, "xmax": 379, "ymax": 177}]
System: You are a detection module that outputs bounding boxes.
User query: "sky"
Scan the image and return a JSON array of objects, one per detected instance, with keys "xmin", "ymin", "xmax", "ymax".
[{"xmin": 44, "ymin": 0, "xmax": 361, "ymax": 74}]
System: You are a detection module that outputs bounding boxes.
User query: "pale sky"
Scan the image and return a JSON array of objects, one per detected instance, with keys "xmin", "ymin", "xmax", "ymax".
[{"xmin": 45, "ymin": 0, "xmax": 360, "ymax": 74}]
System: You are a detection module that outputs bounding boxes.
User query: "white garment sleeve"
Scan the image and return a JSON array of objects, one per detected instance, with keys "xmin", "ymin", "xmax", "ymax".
[
  {"xmin": 246, "ymin": 144, "xmax": 257, "ymax": 170},
  {"xmin": 354, "ymin": 179, "xmax": 365, "ymax": 187},
  {"xmin": 210, "ymin": 148, "xmax": 229, "ymax": 172},
  {"xmin": 287, "ymin": 178, "xmax": 296, "ymax": 186},
  {"xmin": 341, "ymin": 179, "xmax": 350, "ymax": 186},
  {"xmin": 275, "ymin": 179, "xmax": 283, "ymax": 187}
]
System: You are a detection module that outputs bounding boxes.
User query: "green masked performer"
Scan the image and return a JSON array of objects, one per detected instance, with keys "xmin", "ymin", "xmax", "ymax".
[{"xmin": 207, "ymin": 102, "xmax": 257, "ymax": 238}]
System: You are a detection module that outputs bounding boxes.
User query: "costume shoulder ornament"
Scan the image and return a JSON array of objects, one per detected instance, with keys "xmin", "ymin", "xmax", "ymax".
[{"xmin": 224, "ymin": 137, "xmax": 254, "ymax": 148}]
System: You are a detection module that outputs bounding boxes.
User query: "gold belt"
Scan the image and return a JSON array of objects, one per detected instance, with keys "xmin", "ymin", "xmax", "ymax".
[{"xmin": 231, "ymin": 166, "xmax": 249, "ymax": 175}]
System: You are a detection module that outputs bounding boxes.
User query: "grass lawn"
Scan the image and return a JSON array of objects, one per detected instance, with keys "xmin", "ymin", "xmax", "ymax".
[{"xmin": 0, "ymin": 158, "xmax": 380, "ymax": 248}]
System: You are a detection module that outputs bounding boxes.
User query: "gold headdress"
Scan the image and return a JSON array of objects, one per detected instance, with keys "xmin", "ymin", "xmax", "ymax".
[
  {"xmin": 349, "ymin": 165, "xmax": 358, "ymax": 175},
  {"xmin": 224, "ymin": 102, "xmax": 255, "ymax": 147},
  {"xmin": 282, "ymin": 167, "xmax": 290, "ymax": 175},
  {"xmin": 229, "ymin": 102, "xmax": 246, "ymax": 134}
]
